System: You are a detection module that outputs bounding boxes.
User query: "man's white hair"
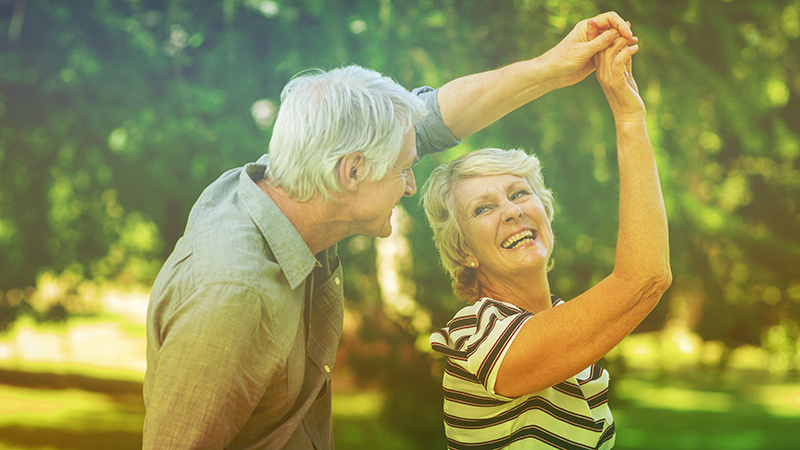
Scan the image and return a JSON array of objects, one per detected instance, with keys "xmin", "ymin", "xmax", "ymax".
[{"xmin": 268, "ymin": 65, "xmax": 427, "ymax": 201}]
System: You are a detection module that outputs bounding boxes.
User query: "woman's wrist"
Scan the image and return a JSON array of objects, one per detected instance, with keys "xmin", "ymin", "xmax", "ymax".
[
  {"xmin": 614, "ymin": 117, "xmax": 648, "ymax": 139},
  {"xmin": 613, "ymin": 112, "xmax": 647, "ymax": 124}
]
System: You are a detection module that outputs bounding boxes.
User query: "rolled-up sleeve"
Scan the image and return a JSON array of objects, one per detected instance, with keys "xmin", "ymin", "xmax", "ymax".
[
  {"xmin": 413, "ymin": 86, "xmax": 461, "ymax": 158},
  {"xmin": 143, "ymin": 282, "xmax": 279, "ymax": 449}
]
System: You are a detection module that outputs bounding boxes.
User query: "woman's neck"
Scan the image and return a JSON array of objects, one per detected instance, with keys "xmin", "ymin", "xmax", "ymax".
[{"xmin": 477, "ymin": 267, "xmax": 553, "ymax": 313}]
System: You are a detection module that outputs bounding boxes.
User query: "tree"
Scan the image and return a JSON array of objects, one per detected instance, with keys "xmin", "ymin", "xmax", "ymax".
[{"xmin": 0, "ymin": 0, "xmax": 798, "ymax": 444}]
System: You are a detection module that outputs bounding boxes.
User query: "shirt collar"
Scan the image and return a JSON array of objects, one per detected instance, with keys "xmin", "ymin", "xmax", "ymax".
[{"xmin": 237, "ymin": 155, "xmax": 318, "ymax": 290}]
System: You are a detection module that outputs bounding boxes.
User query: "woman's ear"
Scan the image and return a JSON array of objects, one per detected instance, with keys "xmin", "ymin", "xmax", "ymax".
[
  {"xmin": 338, "ymin": 152, "xmax": 365, "ymax": 192},
  {"xmin": 458, "ymin": 250, "xmax": 479, "ymax": 269}
]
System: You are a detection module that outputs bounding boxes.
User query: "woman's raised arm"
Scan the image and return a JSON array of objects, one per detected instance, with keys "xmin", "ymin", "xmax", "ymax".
[{"xmin": 493, "ymin": 36, "xmax": 671, "ymax": 398}]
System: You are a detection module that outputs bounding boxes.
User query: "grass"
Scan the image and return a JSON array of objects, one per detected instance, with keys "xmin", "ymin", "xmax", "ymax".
[
  {"xmin": 0, "ymin": 365, "xmax": 144, "ymax": 450},
  {"xmin": 1, "ymin": 364, "xmax": 797, "ymax": 449},
  {"xmin": 611, "ymin": 368, "xmax": 800, "ymax": 450},
  {"xmin": 0, "ymin": 312, "xmax": 798, "ymax": 449}
]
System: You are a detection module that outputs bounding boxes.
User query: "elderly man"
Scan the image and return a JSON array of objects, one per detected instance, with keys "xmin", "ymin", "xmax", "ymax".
[{"xmin": 143, "ymin": 12, "xmax": 635, "ymax": 449}]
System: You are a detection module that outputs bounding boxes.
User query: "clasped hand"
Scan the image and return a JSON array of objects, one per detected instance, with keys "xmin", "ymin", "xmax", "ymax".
[
  {"xmin": 542, "ymin": 11, "xmax": 635, "ymax": 88},
  {"xmin": 595, "ymin": 33, "xmax": 646, "ymax": 123}
]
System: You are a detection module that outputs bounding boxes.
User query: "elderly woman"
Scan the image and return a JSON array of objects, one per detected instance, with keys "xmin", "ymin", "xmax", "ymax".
[{"xmin": 422, "ymin": 36, "xmax": 671, "ymax": 449}]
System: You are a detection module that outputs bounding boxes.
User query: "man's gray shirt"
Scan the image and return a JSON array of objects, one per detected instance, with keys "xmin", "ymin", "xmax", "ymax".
[{"xmin": 143, "ymin": 87, "xmax": 459, "ymax": 449}]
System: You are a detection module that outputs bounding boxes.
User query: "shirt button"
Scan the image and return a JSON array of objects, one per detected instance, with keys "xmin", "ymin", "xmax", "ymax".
[
  {"xmin": 324, "ymin": 364, "xmax": 331, "ymax": 373},
  {"xmin": 334, "ymin": 277, "xmax": 340, "ymax": 286}
]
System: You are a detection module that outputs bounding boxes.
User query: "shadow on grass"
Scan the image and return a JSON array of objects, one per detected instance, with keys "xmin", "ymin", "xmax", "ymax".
[
  {"xmin": 0, "ymin": 426, "xmax": 142, "ymax": 450},
  {"xmin": 0, "ymin": 368, "xmax": 142, "ymax": 394},
  {"xmin": 1, "ymin": 366, "xmax": 796, "ymax": 450},
  {"xmin": 0, "ymin": 369, "xmax": 145, "ymax": 450}
]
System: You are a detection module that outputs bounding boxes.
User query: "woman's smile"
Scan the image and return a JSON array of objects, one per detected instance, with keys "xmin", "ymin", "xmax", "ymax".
[{"xmin": 500, "ymin": 228, "xmax": 538, "ymax": 249}]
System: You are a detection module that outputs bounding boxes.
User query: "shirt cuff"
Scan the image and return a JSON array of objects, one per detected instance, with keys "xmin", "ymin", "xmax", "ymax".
[{"xmin": 412, "ymin": 86, "xmax": 461, "ymax": 159}]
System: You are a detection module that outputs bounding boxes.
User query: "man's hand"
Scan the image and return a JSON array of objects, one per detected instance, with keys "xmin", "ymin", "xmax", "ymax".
[
  {"xmin": 436, "ymin": 11, "xmax": 638, "ymax": 139},
  {"xmin": 539, "ymin": 11, "xmax": 637, "ymax": 88}
]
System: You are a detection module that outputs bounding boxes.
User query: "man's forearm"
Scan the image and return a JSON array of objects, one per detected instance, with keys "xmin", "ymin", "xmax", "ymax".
[
  {"xmin": 436, "ymin": 57, "xmax": 561, "ymax": 140},
  {"xmin": 434, "ymin": 12, "xmax": 635, "ymax": 140}
]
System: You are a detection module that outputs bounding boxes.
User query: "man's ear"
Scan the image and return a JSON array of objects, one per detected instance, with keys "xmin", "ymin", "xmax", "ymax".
[{"xmin": 338, "ymin": 152, "xmax": 366, "ymax": 192}]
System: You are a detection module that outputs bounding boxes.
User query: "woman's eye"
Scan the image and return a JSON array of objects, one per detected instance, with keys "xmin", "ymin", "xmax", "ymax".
[
  {"xmin": 474, "ymin": 206, "xmax": 489, "ymax": 216},
  {"xmin": 511, "ymin": 190, "xmax": 530, "ymax": 200}
]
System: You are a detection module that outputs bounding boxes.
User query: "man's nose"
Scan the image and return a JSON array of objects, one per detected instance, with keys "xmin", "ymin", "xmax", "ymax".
[{"xmin": 404, "ymin": 169, "xmax": 417, "ymax": 197}]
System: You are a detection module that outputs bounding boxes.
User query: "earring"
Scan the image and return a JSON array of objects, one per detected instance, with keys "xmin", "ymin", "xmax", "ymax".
[{"xmin": 470, "ymin": 262, "xmax": 476, "ymax": 267}]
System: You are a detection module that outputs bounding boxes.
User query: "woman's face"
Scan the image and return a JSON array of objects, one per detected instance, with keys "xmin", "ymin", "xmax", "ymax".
[{"xmin": 454, "ymin": 173, "xmax": 553, "ymax": 283}]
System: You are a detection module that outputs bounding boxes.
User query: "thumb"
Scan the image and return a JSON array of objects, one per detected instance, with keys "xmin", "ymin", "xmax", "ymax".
[
  {"xmin": 586, "ymin": 28, "xmax": 619, "ymax": 53},
  {"xmin": 585, "ymin": 19, "xmax": 601, "ymax": 41}
]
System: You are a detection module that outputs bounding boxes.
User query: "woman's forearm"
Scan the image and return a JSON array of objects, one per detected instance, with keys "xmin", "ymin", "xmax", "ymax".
[{"xmin": 612, "ymin": 120, "xmax": 671, "ymax": 288}]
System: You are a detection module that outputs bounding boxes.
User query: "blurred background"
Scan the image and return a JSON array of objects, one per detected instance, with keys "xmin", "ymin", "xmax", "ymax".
[{"xmin": 0, "ymin": 0, "xmax": 799, "ymax": 449}]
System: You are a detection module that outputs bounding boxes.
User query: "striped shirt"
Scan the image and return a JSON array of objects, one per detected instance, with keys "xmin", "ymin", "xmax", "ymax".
[{"xmin": 430, "ymin": 296, "xmax": 615, "ymax": 450}]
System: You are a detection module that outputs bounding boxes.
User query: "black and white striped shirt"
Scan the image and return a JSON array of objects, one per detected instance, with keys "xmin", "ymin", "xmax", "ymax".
[{"xmin": 430, "ymin": 296, "xmax": 615, "ymax": 450}]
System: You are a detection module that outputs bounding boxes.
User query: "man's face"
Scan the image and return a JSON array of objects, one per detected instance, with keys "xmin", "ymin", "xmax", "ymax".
[{"xmin": 350, "ymin": 126, "xmax": 418, "ymax": 238}]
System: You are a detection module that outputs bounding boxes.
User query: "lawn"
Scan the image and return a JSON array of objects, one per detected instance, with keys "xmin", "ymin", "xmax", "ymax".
[
  {"xmin": 0, "ymin": 360, "xmax": 797, "ymax": 450},
  {"xmin": 0, "ymin": 313, "xmax": 797, "ymax": 449}
]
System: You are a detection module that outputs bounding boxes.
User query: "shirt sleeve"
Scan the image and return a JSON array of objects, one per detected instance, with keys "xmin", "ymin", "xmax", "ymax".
[
  {"xmin": 433, "ymin": 301, "xmax": 533, "ymax": 398},
  {"xmin": 143, "ymin": 282, "xmax": 281, "ymax": 449},
  {"xmin": 412, "ymin": 86, "xmax": 461, "ymax": 158}
]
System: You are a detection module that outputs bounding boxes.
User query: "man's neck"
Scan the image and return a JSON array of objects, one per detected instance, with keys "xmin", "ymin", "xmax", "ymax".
[{"xmin": 257, "ymin": 179, "xmax": 351, "ymax": 255}]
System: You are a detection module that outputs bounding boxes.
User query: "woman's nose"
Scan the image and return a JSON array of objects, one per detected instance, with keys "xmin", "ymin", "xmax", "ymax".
[{"xmin": 501, "ymin": 200, "xmax": 522, "ymax": 222}]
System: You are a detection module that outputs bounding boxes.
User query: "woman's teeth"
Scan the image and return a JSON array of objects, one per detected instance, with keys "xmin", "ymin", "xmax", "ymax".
[{"xmin": 501, "ymin": 230, "xmax": 536, "ymax": 249}]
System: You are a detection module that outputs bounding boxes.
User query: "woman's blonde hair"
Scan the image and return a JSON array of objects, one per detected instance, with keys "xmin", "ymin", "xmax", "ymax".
[{"xmin": 421, "ymin": 148, "xmax": 554, "ymax": 302}]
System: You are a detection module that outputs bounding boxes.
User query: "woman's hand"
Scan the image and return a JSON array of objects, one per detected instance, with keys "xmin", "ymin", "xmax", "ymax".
[
  {"xmin": 539, "ymin": 12, "xmax": 636, "ymax": 88},
  {"xmin": 595, "ymin": 35, "xmax": 646, "ymax": 123}
]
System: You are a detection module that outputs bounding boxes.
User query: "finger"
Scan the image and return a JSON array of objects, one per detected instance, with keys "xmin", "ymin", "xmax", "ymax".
[
  {"xmin": 626, "ymin": 71, "xmax": 639, "ymax": 93},
  {"xmin": 596, "ymin": 36, "xmax": 628, "ymax": 73},
  {"xmin": 588, "ymin": 28, "xmax": 620, "ymax": 53},
  {"xmin": 586, "ymin": 19, "xmax": 601, "ymax": 41},
  {"xmin": 598, "ymin": 37, "xmax": 625, "ymax": 79},
  {"xmin": 616, "ymin": 45, "xmax": 639, "ymax": 79},
  {"xmin": 626, "ymin": 50, "xmax": 634, "ymax": 76},
  {"xmin": 610, "ymin": 35, "xmax": 631, "ymax": 54},
  {"xmin": 591, "ymin": 11, "xmax": 633, "ymax": 39}
]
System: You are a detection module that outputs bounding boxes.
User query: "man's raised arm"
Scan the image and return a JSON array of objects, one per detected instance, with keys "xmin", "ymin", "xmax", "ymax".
[{"xmin": 437, "ymin": 11, "xmax": 636, "ymax": 139}]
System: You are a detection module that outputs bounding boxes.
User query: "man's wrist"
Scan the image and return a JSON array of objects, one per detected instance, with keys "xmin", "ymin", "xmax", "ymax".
[{"xmin": 525, "ymin": 54, "xmax": 566, "ymax": 92}]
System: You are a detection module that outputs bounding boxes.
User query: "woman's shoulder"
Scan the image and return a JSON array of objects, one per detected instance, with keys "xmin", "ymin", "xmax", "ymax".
[
  {"xmin": 444, "ymin": 297, "xmax": 521, "ymax": 326},
  {"xmin": 430, "ymin": 297, "xmax": 536, "ymax": 357},
  {"xmin": 434, "ymin": 294, "xmax": 562, "ymax": 341}
]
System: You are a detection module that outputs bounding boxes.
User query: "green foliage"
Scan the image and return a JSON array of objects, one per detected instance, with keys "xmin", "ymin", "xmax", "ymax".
[{"xmin": 0, "ymin": 0, "xmax": 799, "ymax": 443}]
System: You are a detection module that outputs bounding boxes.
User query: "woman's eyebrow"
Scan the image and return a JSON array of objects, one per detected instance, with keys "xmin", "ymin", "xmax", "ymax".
[{"xmin": 463, "ymin": 192, "xmax": 495, "ymax": 212}]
